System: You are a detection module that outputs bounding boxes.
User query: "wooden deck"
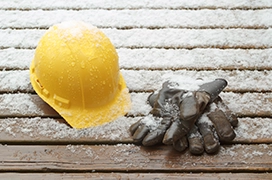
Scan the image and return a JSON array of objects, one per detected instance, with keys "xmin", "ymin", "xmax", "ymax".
[{"xmin": 0, "ymin": 0, "xmax": 272, "ymax": 179}]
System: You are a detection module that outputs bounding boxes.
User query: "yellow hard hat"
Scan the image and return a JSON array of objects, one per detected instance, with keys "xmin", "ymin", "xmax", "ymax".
[{"xmin": 30, "ymin": 21, "xmax": 131, "ymax": 129}]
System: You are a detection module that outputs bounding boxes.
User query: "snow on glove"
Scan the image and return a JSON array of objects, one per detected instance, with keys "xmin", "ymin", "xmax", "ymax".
[
  {"xmin": 129, "ymin": 78, "xmax": 228, "ymax": 147},
  {"xmin": 178, "ymin": 96, "xmax": 238, "ymax": 155}
]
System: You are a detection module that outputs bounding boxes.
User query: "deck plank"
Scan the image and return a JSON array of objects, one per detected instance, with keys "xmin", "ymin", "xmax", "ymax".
[
  {"xmin": 1, "ymin": 9, "xmax": 271, "ymax": 29},
  {"xmin": 1, "ymin": 70, "xmax": 272, "ymax": 93},
  {"xmin": 0, "ymin": 93, "xmax": 271, "ymax": 117},
  {"xmin": 1, "ymin": 48, "xmax": 272, "ymax": 71},
  {"xmin": 1, "ymin": 0, "xmax": 272, "ymax": 10},
  {"xmin": 0, "ymin": 29, "xmax": 271, "ymax": 49},
  {"xmin": 0, "ymin": 117, "xmax": 271, "ymax": 144},
  {"xmin": 0, "ymin": 144, "xmax": 271, "ymax": 172},
  {"xmin": 0, "ymin": 173, "xmax": 271, "ymax": 180}
]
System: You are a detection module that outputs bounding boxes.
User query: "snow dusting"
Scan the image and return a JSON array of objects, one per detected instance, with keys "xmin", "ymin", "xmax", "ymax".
[
  {"xmin": 66, "ymin": 144, "xmax": 99, "ymax": 159},
  {"xmin": 0, "ymin": 0, "xmax": 271, "ymax": 162},
  {"xmin": 1, "ymin": 0, "xmax": 272, "ymax": 10},
  {"xmin": 55, "ymin": 21, "xmax": 101, "ymax": 41},
  {"xmin": 0, "ymin": 117, "xmax": 139, "ymax": 140},
  {"xmin": 0, "ymin": 93, "xmax": 43, "ymax": 115},
  {"xmin": 235, "ymin": 118, "xmax": 272, "ymax": 140},
  {"xmin": 162, "ymin": 75, "xmax": 210, "ymax": 91},
  {"xmin": 197, "ymin": 113, "xmax": 214, "ymax": 126},
  {"xmin": 219, "ymin": 144, "xmax": 272, "ymax": 160},
  {"xmin": 140, "ymin": 114, "xmax": 161, "ymax": 131}
]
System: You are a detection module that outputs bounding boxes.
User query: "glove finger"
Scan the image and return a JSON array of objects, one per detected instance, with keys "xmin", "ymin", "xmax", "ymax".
[
  {"xmin": 188, "ymin": 138, "xmax": 204, "ymax": 155},
  {"xmin": 142, "ymin": 129, "xmax": 164, "ymax": 146},
  {"xmin": 129, "ymin": 120, "xmax": 142, "ymax": 135},
  {"xmin": 148, "ymin": 92, "xmax": 158, "ymax": 108},
  {"xmin": 163, "ymin": 120, "xmax": 189, "ymax": 145},
  {"xmin": 173, "ymin": 136, "xmax": 188, "ymax": 152},
  {"xmin": 180, "ymin": 92, "xmax": 201, "ymax": 121},
  {"xmin": 214, "ymin": 96, "xmax": 238, "ymax": 127},
  {"xmin": 163, "ymin": 93, "xmax": 202, "ymax": 145},
  {"xmin": 197, "ymin": 121, "xmax": 220, "ymax": 154},
  {"xmin": 180, "ymin": 92, "xmax": 210, "ymax": 121},
  {"xmin": 207, "ymin": 109, "xmax": 236, "ymax": 142},
  {"xmin": 131, "ymin": 124, "xmax": 150, "ymax": 143},
  {"xmin": 148, "ymin": 81, "xmax": 171, "ymax": 107},
  {"xmin": 225, "ymin": 112, "xmax": 239, "ymax": 127},
  {"xmin": 187, "ymin": 125, "xmax": 204, "ymax": 155},
  {"xmin": 178, "ymin": 92, "xmax": 208, "ymax": 131},
  {"xmin": 142, "ymin": 117, "xmax": 172, "ymax": 146}
]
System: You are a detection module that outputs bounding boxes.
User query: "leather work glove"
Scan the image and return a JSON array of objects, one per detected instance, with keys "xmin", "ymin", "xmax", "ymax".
[
  {"xmin": 175, "ymin": 96, "xmax": 238, "ymax": 155},
  {"xmin": 130, "ymin": 79, "xmax": 229, "ymax": 149}
]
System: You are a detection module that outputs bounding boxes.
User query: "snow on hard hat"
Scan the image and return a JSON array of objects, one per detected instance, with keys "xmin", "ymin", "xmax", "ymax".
[{"xmin": 30, "ymin": 21, "xmax": 131, "ymax": 129}]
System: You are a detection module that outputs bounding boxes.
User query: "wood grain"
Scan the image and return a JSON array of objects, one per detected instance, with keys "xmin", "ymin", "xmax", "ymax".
[
  {"xmin": 0, "ymin": 144, "xmax": 271, "ymax": 172},
  {"xmin": 0, "ymin": 173, "xmax": 271, "ymax": 180}
]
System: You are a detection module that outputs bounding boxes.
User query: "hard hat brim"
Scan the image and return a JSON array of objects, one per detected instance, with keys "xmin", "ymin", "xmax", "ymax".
[{"xmin": 30, "ymin": 61, "xmax": 131, "ymax": 129}]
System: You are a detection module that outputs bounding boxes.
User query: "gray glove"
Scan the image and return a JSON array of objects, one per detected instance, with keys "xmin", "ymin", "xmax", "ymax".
[
  {"xmin": 130, "ymin": 79, "xmax": 228, "ymax": 148},
  {"xmin": 174, "ymin": 96, "xmax": 238, "ymax": 155}
]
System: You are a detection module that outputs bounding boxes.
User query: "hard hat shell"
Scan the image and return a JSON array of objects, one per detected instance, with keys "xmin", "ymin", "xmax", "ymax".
[{"xmin": 30, "ymin": 21, "xmax": 131, "ymax": 129}]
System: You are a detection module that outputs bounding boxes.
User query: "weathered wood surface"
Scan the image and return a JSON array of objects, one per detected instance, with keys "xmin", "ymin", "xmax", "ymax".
[
  {"xmin": 0, "ymin": 173, "xmax": 271, "ymax": 180},
  {"xmin": 0, "ymin": 144, "xmax": 271, "ymax": 172},
  {"xmin": 0, "ymin": 0, "xmax": 271, "ymax": 179}
]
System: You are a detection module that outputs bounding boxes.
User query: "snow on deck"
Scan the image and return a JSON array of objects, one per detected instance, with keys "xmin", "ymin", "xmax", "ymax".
[{"xmin": 0, "ymin": 0, "xmax": 271, "ymax": 177}]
